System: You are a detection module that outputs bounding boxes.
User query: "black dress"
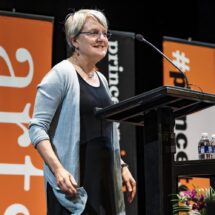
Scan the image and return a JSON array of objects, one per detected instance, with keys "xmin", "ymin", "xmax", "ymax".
[
  {"xmin": 46, "ymin": 72, "xmax": 116, "ymax": 215},
  {"xmin": 78, "ymin": 72, "xmax": 116, "ymax": 215}
]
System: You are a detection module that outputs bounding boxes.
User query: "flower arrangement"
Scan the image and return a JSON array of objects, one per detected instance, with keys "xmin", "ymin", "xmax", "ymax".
[{"xmin": 171, "ymin": 186, "xmax": 215, "ymax": 215}]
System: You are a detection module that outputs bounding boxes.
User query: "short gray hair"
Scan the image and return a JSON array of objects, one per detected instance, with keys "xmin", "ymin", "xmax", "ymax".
[{"xmin": 65, "ymin": 9, "xmax": 108, "ymax": 51}]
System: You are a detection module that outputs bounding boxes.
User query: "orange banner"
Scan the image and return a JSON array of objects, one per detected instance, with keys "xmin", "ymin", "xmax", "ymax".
[
  {"xmin": 163, "ymin": 37, "xmax": 215, "ymax": 194},
  {"xmin": 179, "ymin": 177, "xmax": 210, "ymax": 191},
  {"xmin": 0, "ymin": 12, "xmax": 53, "ymax": 215},
  {"xmin": 163, "ymin": 38, "xmax": 215, "ymax": 94}
]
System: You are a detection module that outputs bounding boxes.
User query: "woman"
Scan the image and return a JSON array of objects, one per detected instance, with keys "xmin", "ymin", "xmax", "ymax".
[{"xmin": 29, "ymin": 9, "xmax": 136, "ymax": 215}]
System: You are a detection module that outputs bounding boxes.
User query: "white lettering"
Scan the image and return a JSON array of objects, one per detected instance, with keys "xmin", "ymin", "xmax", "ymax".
[
  {"xmin": 108, "ymin": 41, "xmax": 118, "ymax": 54},
  {"xmin": 108, "ymin": 69, "xmax": 119, "ymax": 85},
  {"xmin": 4, "ymin": 203, "xmax": 30, "ymax": 215},
  {"xmin": 109, "ymin": 86, "xmax": 119, "ymax": 100},
  {"xmin": 0, "ymin": 155, "xmax": 43, "ymax": 191},
  {"xmin": 0, "ymin": 46, "xmax": 34, "ymax": 88},
  {"xmin": 0, "ymin": 103, "xmax": 31, "ymax": 147},
  {"xmin": 108, "ymin": 40, "xmax": 124, "ymax": 140}
]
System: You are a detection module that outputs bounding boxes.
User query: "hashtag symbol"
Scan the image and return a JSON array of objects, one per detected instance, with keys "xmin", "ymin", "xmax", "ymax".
[{"xmin": 172, "ymin": 50, "xmax": 190, "ymax": 73}]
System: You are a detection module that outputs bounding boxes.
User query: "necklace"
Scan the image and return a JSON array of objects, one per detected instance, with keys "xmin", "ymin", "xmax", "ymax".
[
  {"xmin": 79, "ymin": 65, "xmax": 95, "ymax": 79},
  {"xmin": 69, "ymin": 58, "xmax": 95, "ymax": 79},
  {"xmin": 79, "ymin": 65, "xmax": 95, "ymax": 78},
  {"xmin": 87, "ymin": 71, "xmax": 95, "ymax": 78}
]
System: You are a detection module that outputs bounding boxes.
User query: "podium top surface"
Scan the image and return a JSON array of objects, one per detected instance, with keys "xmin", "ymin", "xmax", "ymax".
[{"xmin": 95, "ymin": 86, "xmax": 215, "ymax": 126}]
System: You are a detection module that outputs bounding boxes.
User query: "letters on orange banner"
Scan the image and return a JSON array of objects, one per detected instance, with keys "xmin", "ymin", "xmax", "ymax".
[
  {"xmin": 0, "ymin": 12, "xmax": 53, "ymax": 215},
  {"xmin": 163, "ymin": 37, "xmax": 215, "ymax": 192}
]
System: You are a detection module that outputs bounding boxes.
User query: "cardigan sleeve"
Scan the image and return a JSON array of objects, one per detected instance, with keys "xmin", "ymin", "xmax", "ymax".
[{"xmin": 29, "ymin": 68, "xmax": 65, "ymax": 147}]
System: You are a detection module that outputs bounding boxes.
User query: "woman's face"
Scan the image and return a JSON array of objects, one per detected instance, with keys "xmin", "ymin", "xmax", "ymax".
[{"xmin": 73, "ymin": 17, "xmax": 109, "ymax": 63}]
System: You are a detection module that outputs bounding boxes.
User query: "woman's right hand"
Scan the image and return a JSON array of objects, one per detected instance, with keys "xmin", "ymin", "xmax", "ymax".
[
  {"xmin": 35, "ymin": 140, "xmax": 78, "ymax": 197},
  {"xmin": 55, "ymin": 167, "xmax": 78, "ymax": 197}
]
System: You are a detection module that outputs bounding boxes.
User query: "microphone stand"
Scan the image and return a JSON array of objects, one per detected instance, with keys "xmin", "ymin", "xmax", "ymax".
[{"xmin": 136, "ymin": 34, "xmax": 190, "ymax": 89}]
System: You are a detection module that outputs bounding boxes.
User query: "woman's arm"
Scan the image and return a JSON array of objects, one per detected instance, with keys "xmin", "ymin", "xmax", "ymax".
[
  {"xmin": 121, "ymin": 159, "xmax": 136, "ymax": 203},
  {"xmin": 36, "ymin": 140, "xmax": 78, "ymax": 196},
  {"xmin": 29, "ymin": 68, "xmax": 77, "ymax": 196}
]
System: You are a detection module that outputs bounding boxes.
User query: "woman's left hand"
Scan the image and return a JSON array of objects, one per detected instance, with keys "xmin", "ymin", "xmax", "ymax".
[{"xmin": 121, "ymin": 166, "xmax": 136, "ymax": 203}]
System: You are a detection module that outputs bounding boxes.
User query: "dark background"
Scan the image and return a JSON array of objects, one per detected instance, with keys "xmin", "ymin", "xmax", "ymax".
[
  {"xmin": 1, "ymin": 0, "xmax": 214, "ymax": 214},
  {"xmin": 1, "ymin": 0, "xmax": 214, "ymax": 94}
]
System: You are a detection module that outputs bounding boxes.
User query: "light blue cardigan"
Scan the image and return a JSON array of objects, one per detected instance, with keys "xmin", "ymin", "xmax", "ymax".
[{"xmin": 29, "ymin": 60, "xmax": 125, "ymax": 215}]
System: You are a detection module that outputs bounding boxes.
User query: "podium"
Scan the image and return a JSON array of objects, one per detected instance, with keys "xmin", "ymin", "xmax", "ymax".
[{"xmin": 95, "ymin": 86, "xmax": 215, "ymax": 215}]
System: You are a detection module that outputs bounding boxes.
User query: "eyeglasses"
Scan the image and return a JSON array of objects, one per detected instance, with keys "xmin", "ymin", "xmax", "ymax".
[{"xmin": 78, "ymin": 31, "xmax": 112, "ymax": 39}]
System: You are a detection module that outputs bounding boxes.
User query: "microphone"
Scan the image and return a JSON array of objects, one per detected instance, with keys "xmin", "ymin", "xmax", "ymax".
[{"xmin": 135, "ymin": 34, "xmax": 190, "ymax": 89}]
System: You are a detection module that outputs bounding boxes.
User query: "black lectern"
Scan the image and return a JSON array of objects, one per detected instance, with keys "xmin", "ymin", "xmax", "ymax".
[{"xmin": 95, "ymin": 86, "xmax": 215, "ymax": 215}]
